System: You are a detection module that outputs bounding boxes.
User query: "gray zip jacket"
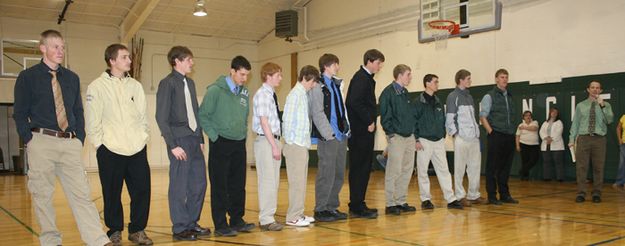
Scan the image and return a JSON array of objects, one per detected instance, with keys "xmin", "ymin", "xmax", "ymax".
[{"xmin": 445, "ymin": 87, "xmax": 480, "ymax": 141}]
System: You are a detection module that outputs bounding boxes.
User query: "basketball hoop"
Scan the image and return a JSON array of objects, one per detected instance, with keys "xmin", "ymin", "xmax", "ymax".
[
  {"xmin": 427, "ymin": 20, "xmax": 460, "ymax": 50},
  {"xmin": 428, "ymin": 20, "xmax": 460, "ymax": 35}
]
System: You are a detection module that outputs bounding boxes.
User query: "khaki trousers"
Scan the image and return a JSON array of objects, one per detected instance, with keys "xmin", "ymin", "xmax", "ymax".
[
  {"xmin": 254, "ymin": 136, "xmax": 282, "ymax": 225},
  {"xmin": 385, "ymin": 135, "xmax": 416, "ymax": 207},
  {"xmin": 453, "ymin": 137, "xmax": 482, "ymax": 200},
  {"xmin": 27, "ymin": 133, "xmax": 109, "ymax": 246},
  {"xmin": 416, "ymin": 138, "xmax": 457, "ymax": 203},
  {"xmin": 283, "ymin": 143, "xmax": 309, "ymax": 222}
]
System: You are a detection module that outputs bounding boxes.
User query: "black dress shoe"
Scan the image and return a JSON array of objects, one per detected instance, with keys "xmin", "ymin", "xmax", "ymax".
[
  {"xmin": 231, "ymin": 222, "xmax": 255, "ymax": 232},
  {"xmin": 349, "ymin": 209, "xmax": 378, "ymax": 219},
  {"xmin": 363, "ymin": 204, "xmax": 378, "ymax": 213},
  {"xmin": 191, "ymin": 226, "xmax": 211, "ymax": 237},
  {"xmin": 214, "ymin": 228, "xmax": 237, "ymax": 237},
  {"xmin": 329, "ymin": 210, "xmax": 348, "ymax": 220},
  {"xmin": 575, "ymin": 196, "xmax": 585, "ymax": 203},
  {"xmin": 501, "ymin": 197, "xmax": 519, "ymax": 204},
  {"xmin": 396, "ymin": 203, "xmax": 416, "ymax": 212},
  {"xmin": 173, "ymin": 230, "xmax": 197, "ymax": 241},
  {"xmin": 447, "ymin": 200, "xmax": 464, "ymax": 209},
  {"xmin": 314, "ymin": 211, "xmax": 337, "ymax": 222},
  {"xmin": 385, "ymin": 206, "xmax": 401, "ymax": 215},
  {"xmin": 488, "ymin": 199, "xmax": 503, "ymax": 205},
  {"xmin": 421, "ymin": 200, "xmax": 435, "ymax": 210},
  {"xmin": 592, "ymin": 196, "xmax": 601, "ymax": 203}
]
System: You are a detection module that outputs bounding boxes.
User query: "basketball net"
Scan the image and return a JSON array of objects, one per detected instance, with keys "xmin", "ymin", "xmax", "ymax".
[
  {"xmin": 428, "ymin": 20, "xmax": 459, "ymax": 51},
  {"xmin": 432, "ymin": 29, "xmax": 450, "ymax": 50}
]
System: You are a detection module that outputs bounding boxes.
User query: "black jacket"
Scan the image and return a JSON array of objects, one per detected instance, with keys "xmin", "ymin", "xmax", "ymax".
[
  {"xmin": 346, "ymin": 66, "xmax": 377, "ymax": 133},
  {"xmin": 310, "ymin": 75, "xmax": 350, "ymax": 141}
]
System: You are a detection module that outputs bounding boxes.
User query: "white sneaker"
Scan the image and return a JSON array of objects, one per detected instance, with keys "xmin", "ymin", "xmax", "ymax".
[
  {"xmin": 286, "ymin": 217, "xmax": 310, "ymax": 227},
  {"xmin": 303, "ymin": 215, "xmax": 315, "ymax": 223}
]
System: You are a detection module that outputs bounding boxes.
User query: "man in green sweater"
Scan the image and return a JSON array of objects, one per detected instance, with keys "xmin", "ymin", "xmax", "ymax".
[
  {"xmin": 414, "ymin": 74, "xmax": 463, "ymax": 210},
  {"xmin": 198, "ymin": 56, "xmax": 255, "ymax": 237},
  {"xmin": 569, "ymin": 80, "xmax": 614, "ymax": 203}
]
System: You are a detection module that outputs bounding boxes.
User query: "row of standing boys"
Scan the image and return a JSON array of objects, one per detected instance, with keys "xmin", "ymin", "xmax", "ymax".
[{"xmin": 12, "ymin": 29, "xmax": 619, "ymax": 246}]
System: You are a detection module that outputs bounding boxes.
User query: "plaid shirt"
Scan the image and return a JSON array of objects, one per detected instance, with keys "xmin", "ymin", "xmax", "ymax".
[
  {"xmin": 253, "ymin": 83, "xmax": 281, "ymax": 135},
  {"xmin": 282, "ymin": 83, "xmax": 311, "ymax": 148}
]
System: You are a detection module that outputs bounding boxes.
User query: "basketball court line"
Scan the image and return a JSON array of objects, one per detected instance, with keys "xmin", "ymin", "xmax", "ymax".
[
  {"xmin": 0, "ymin": 204, "xmax": 38, "ymax": 236},
  {"xmin": 144, "ymin": 229, "xmax": 268, "ymax": 246},
  {"xmin": 246, "ymin": 207, "xmax": 425, "ymax": 245},
  {"xmin": 4, "ymin": 174, "xmax": 624, "ymax": 245},
  {"xmin": 6, "ymin": 202, "xmax": 620, "ymax": 246},
  {"xmin": 87, "ymin": 186, "xmax": 625, "ymax": 244},
  {"xmin": 589, "ymin": 235, "xmax": 625, "ymax": 245},
  {"xmin": 514, "ymin": 189, "xmax": 576, "ymax": 199},
  {"xmin": 475, "ymin": 207, "xmax": 625, "ymax": 229},
  {"xmin": 503, "ymin": 206, "xmax": 625, "ymax": 225}
]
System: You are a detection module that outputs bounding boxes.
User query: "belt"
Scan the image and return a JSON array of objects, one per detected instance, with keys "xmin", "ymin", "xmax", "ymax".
[
  {"xmin": 580, "ymin": 133, "xmax": 604, "ymax": 137},
  {"xmin": 257, "ymin": 133, "xmax": 281, "ymax": 140},
  {"xmin": 31, "ymin": 128, "xmax": 76, "ymax": 139}
]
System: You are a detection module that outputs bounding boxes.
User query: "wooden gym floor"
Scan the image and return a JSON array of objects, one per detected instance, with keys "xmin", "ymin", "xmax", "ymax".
[{"xmin": 1, "ymin": 168, "xmax": 625, "ymax": 246}]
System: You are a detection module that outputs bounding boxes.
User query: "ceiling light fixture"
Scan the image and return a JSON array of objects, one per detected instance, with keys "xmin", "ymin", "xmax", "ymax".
[{"xmin": 193, "ymin": 0, "xmax": 207, "ymax": 17}]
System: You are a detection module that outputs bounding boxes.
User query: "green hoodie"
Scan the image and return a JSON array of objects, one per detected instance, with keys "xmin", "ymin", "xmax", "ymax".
[{"xmin": 199, "ymin": 75, "xmax": 249, "ymax": 142}]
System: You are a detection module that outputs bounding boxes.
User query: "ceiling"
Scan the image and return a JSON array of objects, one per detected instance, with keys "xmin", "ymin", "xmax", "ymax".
[{"xmin": 0, "ymin": 0, "xmax": 297, "ymax": 41}]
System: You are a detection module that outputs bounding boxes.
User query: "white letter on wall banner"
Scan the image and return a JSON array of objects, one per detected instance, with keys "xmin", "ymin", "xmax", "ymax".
[
  {"xmin": 571, "ymin": 95, "xmax": 576, "ymax": 122},
  {"xmin": 570, "ymin": 93, "xmax": 610, "ymax": 122},
  {"xmin": 478, "ymin": 103, "xmax": 482, "ymax": 125},
  {"xmin": 522, "ymin": 98, "xmax": 533, "ymax": 113},
  {"xmin": 546, "ymin": 96, "xmax": 557, "ymax": 120}
]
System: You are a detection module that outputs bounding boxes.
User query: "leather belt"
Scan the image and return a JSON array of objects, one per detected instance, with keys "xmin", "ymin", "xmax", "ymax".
[
  {"xmin": 31, "ymin": 128, "xmax": 76, "ymax": 139},
  {"xmin": 580, "ymin": 133, "xmax": 603, "ymax": 137},
  {"xmin": 257, "ymin": 133, "xmax": 281, "ymax": 140}
]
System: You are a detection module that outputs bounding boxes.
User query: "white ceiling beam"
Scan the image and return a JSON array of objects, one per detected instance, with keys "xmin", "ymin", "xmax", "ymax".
[{"xmin": 120, "ymin": 0, "xmax": 160, "ymax": 44}]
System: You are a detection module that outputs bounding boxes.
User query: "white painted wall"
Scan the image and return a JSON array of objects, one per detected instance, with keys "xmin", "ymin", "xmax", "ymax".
[
  {"xmin": 0, "ymin": 18, "xmax": 264, "ymax": 170},
  {"xmin": 134, "ymin": 30, "xmax": 261, "ymax": 168},
  {"xmin": 1, "ymin": 0, "xmax": 624, "ymax": 169},
  {"xmin": 258, "ymin": 0, "xmax": 625, "ymax": 150},
  {"xmin": 0, "ymin": 17, "xmax": 121, "ymax": 170}
]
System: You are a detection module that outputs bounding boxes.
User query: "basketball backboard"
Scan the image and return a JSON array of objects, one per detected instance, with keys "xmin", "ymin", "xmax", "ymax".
[{"xmin": 418, "ymin": 0, "xmax": 502, "ymax": 43}]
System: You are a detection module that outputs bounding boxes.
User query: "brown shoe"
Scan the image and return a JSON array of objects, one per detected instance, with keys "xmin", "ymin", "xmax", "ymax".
[
  {"xmin": 260, "ymin": 222, "xmax": 284, "ymax": 231},
  {"xmin": 460, "ymin": 198, "xmax": 472, "ymax": 207},
  {"xmin": 468, "ymin": 197, "xmax": 486, "ymax": 205},
  {"xmin": 108, "ymin": 231, "xmax": 121, "ymax": 246},
  {"xmin": 128, "ymin": 231, "xmax": 153, "ymax": 245}
]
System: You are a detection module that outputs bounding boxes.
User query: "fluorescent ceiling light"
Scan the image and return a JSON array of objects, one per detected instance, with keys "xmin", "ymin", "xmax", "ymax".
[{"xmin": 193, "ymin": 0, "xmax": 207, "ymax": 17}]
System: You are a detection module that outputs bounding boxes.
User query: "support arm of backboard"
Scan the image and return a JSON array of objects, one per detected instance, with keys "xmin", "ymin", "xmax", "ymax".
[{"xmin": 121, "ymin": 0, "xmax": 160, "ymax": 44}]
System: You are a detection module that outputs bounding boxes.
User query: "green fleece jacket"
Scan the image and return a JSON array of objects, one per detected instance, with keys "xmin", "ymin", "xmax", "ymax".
[
  {"xmin": 199, "ymin": 75, "xmax": 249, "ymax": 142},
  {"xmin": 379, "ymin": 82, "xmax": 417, "ymax": 138},
  {"xmin": 414, "ymin": 92, "xmax": 446, "ymax": 141}
]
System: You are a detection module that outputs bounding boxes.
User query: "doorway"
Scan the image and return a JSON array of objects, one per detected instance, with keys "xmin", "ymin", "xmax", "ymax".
[{"xmin": 0, "ymin": 104, "xmax": 25, "ymax": 175}]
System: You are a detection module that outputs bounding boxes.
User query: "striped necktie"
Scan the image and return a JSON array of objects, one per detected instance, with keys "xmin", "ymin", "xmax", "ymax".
[{"xmin": 49, "ymin": 71, "xmax": 68, "ymax": 131}]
